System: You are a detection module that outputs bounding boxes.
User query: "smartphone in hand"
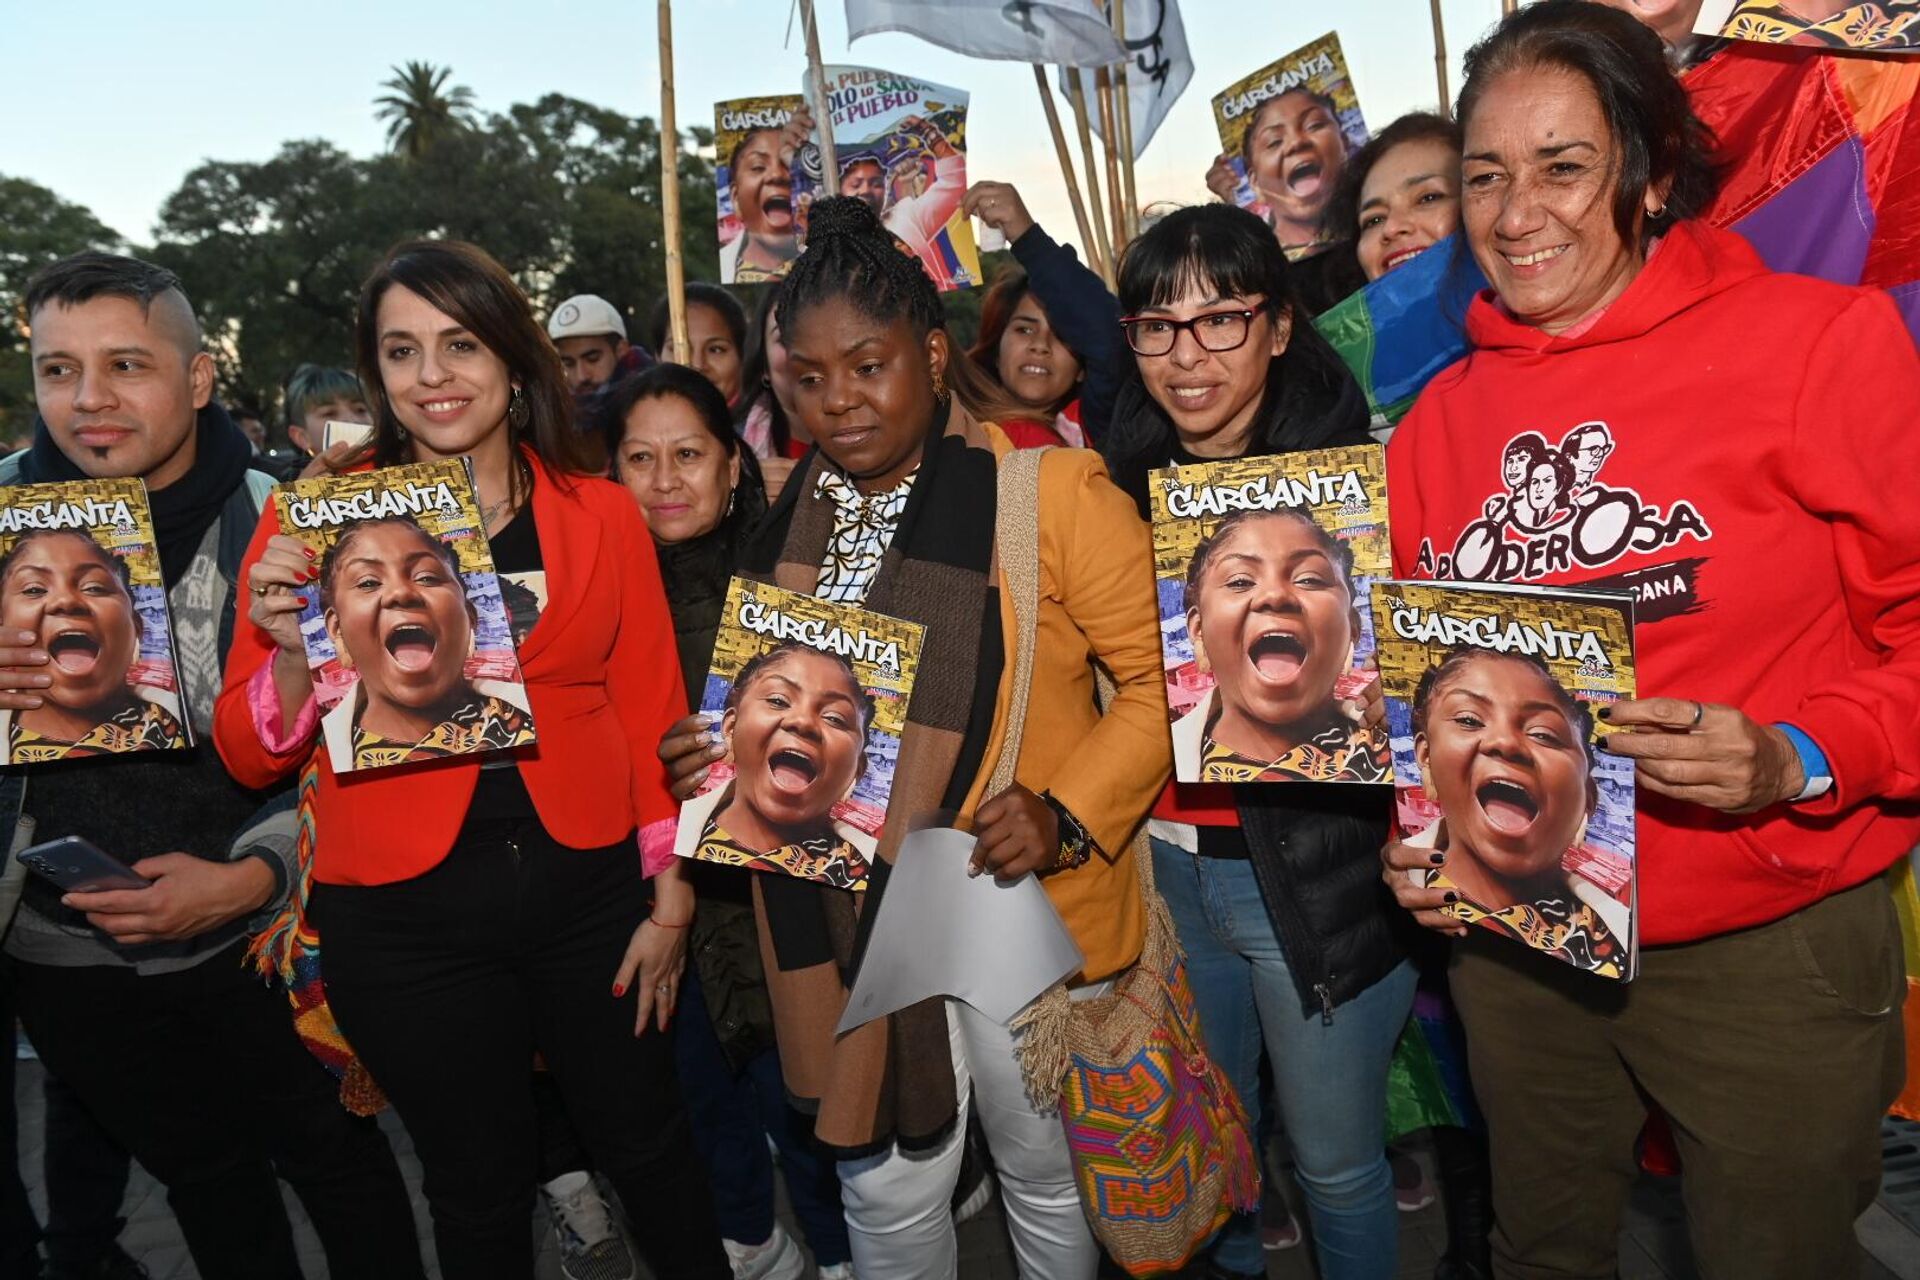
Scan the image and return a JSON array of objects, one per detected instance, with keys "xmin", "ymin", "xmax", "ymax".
[{"xmin": 17, "ymin": 836, "xmax": 151, "ymax": 893}]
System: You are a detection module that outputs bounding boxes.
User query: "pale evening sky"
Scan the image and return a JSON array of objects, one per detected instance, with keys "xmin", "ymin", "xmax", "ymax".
[{"xmin": 1, "ymin": 0, "xmax": 1508, "ymax": 266}]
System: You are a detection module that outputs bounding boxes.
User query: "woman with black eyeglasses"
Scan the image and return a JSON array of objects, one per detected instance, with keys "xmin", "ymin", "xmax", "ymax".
[{"xmin": 1099, "ymin": 202, "xmax": 1414, "ymax": 1280}]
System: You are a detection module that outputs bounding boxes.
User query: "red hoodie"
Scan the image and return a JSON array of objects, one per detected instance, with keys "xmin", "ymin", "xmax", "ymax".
[{"xmin": 1388, "ymin": 221, "xmax": 1920, "ymax": 946}]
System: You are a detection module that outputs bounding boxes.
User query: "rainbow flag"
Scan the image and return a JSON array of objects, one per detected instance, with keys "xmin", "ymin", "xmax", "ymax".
[
  {"xmin": 1317, "ymin": 43, "xmax": 1920, "ymax": 425},
  {"xmin": 1688, "ymin": 41, "xmax": 1920, "ymax": 339}
]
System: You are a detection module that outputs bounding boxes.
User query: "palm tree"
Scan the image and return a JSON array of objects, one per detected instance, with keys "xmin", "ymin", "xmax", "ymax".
[{"xmin": 374, "ymin": 62, "xmax": 479, "ymax": 159}]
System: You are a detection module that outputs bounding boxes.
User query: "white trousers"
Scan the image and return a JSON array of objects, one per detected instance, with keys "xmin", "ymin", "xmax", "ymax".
[{"xmin": 836, "ymin": 994, "xmax": 1103, "ymax": 1279}]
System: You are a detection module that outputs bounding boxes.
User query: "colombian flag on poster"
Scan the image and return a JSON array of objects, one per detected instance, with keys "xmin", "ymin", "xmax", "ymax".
[{"xmin": 1318, "ymin": 41, "xmax": 1920, "ymax": 428}]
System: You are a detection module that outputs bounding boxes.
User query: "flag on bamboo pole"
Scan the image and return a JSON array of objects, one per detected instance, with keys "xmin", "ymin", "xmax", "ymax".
[
  {"xmin": 846, "ymin": 0, "xmax": 1125, "ymax": 66},
  {"xmin": 1054, "ymin": 0, "xmax": 1192, "ymax": 157}
]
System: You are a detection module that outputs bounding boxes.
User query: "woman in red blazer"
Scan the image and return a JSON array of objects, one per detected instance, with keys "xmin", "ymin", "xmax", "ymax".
[{"xmin": 214, "ymin": 240, "xmax": 727, "ymax": 1280}]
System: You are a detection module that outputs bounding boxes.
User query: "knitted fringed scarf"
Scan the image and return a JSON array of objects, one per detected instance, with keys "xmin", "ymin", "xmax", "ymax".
[{"xmin": 245, "ymin": 752, "xmax": 387, "ymax": 1117}]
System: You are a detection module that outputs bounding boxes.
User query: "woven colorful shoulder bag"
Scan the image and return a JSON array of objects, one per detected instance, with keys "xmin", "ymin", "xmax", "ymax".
[{"xmin": 991, "ymin": 447, "xmax": 1259, "ymax": 1277}]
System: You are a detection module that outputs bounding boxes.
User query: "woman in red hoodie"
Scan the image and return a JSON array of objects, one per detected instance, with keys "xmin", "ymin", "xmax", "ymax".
[{"xmin": 1382, "ymin": 5, "xmax": 1920, "ymax": 1277}]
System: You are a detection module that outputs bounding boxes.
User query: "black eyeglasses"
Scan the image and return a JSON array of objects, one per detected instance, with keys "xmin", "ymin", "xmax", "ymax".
[{"xmin": 1118, "ymin": 308, "xmax": 1261, "ymax": 357}]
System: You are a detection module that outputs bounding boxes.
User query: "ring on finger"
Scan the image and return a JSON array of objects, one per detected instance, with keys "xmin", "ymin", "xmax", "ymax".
[
  {"xmin": 251, "ymin": 585, "xmax": 271, "ymax": 598},
  {"xmin": 1690, "ymin": 700, "xmax": 1705, "ymax": 728}
]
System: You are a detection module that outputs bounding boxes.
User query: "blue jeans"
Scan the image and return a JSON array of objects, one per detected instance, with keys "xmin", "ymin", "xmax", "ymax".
[
  {"xmin": 672, "ymin": 968, "xmax": 851, "ymax": 1266},
  {"xmin": 1152, "ymin": 838, "xmax": 1414, "ymax": 1280}
]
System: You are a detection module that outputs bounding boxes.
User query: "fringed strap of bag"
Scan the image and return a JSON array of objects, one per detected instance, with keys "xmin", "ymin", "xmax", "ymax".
[{"xmin": 991, "ymin": 448, "xmax": 1180, "ymax": 1108}]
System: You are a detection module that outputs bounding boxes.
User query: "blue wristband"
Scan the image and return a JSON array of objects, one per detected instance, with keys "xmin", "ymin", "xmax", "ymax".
[{"xmin": 1774, "ymin": 723, "xmax": 1832, "ymax": 802}]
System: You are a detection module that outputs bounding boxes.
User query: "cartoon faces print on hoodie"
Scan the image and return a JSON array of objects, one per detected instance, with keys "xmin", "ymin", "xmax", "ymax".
[{"xmin": 1412, "ymin": 419, "xmax": 1712, "ymax": 621}]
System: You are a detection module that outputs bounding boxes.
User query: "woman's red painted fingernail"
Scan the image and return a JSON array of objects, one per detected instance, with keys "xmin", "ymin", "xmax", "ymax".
[
  {"xmin": 612, "ymin": 983, "xmax": 626, "ymax": 997},
  {"xmin": 303, "ymin": 545, "xmax": 318, "ymax": 559},
  {"xmin": 295, "ymin": 596, "xmax": 309, "ymax": 607}
]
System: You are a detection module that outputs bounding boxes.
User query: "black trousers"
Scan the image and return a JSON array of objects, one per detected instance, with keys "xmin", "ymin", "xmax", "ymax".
[
  {"xmin": 10, "ymin": 944, "xmax": 424, "ymax": 1280},
  {"xmin": 310, "ymin": 809, "xmax": 728, "ymax": 1280}
]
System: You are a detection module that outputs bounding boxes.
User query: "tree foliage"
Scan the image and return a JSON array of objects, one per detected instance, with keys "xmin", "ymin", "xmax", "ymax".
[
  {"xmin": 135, "ymin": 85, "xmax": 719, "ymax": 418},
  {"xmin": 374, "ymin": 62, "xmax": 479, "ymax": 160},
  {"xmin": 0, "ymin": 177, "xmax": 124, "ymax": 437}
]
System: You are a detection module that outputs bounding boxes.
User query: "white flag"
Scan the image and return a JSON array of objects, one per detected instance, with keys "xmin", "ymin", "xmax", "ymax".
[
  {"xmin": 846, "ymin": 0, "xmax": 1125, "ymax": 68},
  {"xmin": 1055, "ymin": 0, "xmax": 1191, "ymax": 159}
]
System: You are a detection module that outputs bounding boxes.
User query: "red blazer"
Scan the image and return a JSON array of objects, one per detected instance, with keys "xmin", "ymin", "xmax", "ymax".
[{"xmin": 214, "ymin": 451, "xmax": 688, "ymax": 886}]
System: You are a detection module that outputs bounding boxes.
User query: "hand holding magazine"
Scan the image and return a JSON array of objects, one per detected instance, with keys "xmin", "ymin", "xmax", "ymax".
[
  {"xmin": 1148, "ymin": 445, "xmax": 1391, "ymax": 785},
  {"xmin": 676, "ymin": 579, "xmax": 924, "ymax": 891},
  {"xmin": 1373, "ymin": 581, "xmax": 1638, "ymax": 980},
  {"xmin": 0, "ymin": 478, "xmax": 191, "ymax": 764},
  {"xmin": 274, "ymin": 458, "xmax": 536, "ymax": 774}
]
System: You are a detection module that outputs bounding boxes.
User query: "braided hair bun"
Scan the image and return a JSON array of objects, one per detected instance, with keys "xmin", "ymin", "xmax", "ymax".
[
  {"xmin": 780, "ymin": 195, "xmax": 945, "ymax": 337},
  {"xmin": 803, "ymin": 193, "xmax": 887, "ymax": 241}
]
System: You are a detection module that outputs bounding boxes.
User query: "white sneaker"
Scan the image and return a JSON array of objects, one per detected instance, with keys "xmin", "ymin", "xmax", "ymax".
[
  {"xmin": 542, "ymin": 1171, "xmax": 636, "ymax": 1280},
  {"xmin": 721, "ymin": 1223, "xmax": 806, "ymax": 1280},
  {"xmin": 817, "ymin": 1265, "xmax": 857, "ymax": 1280}
]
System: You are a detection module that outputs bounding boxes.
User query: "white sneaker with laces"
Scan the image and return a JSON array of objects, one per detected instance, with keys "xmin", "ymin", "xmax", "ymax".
[
  {"xmin": 542, "ymin": 1170, "xmax": 637, "ymax": 1280},
  {"xmin": 721, "ymin": 1222, "xmax": 806, "ymax": 1280}
]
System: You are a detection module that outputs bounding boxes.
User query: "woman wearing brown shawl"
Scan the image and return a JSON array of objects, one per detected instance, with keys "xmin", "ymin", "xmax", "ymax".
[{"xmin": 656, "ymin": 197, "xmax": 1170, "ymax": 1278}]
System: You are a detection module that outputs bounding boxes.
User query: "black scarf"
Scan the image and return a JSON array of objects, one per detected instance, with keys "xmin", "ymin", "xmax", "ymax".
[
  {"xmin": 654, "ymin": 451, "xmax": 769, "ymax": 709},
  {"xmin": 24, "ymin": 403, "xmax": 255, "ymax": 586},
  {"xmin": 1100, "ymin": 357, "xmax": 1372, "ymax": 518}
]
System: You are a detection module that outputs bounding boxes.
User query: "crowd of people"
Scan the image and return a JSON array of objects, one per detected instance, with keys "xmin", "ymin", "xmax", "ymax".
[{"xmin": 5, "ymin": 3, "xmax": 1920, "ymax": 1280}]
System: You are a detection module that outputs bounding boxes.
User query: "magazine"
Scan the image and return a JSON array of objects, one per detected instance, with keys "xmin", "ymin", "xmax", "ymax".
[
  {"xmin": 1372, "ymin": 581, "xmax": 1638, "ymax": 980},
  {"xmin": 1212, "ymin": 32, "xmax": 1371, "ymax": 258},
  {"xmin": 1148, "ymin": 445, "xmax": 1391, "ymax": 785},
  {"xmin": 716, "ymin": 95, "xmax": 805, "ymax": 285},
  {"xmin": 0, "ymin": 478, "xmax": 191, "ymax": 764},
  {"xmin": 1693, "ymin": 0, "xmax": 1918, "ymax": 51},
  {"xmin": 275, "ymin": 459, "xmax": 536, "ymax": 774},
  {"xmin": 795, "ymin": 65, "xmax": 983, "ymax": 291},
  {"xmin": 676, "ymin": 578, "xmax": 924, "ymax": 891}
]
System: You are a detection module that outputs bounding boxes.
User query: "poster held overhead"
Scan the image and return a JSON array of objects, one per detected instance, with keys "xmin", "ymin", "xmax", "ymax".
[
  {"xmin": 1212, "ymin": 33, "xmax": 1371, "ymax": 259},
  {"xmin": 716, "ymin": 95, "xmax": 805, "ymax": 285},
  {"xmin": 796, "ymin": 65, "xmax": 984, "ymax": 291}
]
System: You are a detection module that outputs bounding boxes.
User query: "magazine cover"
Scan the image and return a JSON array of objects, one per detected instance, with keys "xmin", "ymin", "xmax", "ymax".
[
  {"xmin": 275, "ymin": 458, "xmax": 536, "ymax": 774},
  {"xmin": 1148, "ymin": 445, "xmax": 1391, "ymax": 785},
  {"xmin": 1694, "ymin": 0, "xmax": 1918, "ymax": 50},
  {"xmin": 1372, "ymin": 581, "xmax": 1638, "ymax": 980},
  {"xmin": 676, "ymin": 578, "xmax": 924, "ymax": 891},
  {"xmin": 716, "ymin": 94, "xmax": 804, "ymax": 285},
  {"xmin": 1212, "ymin": 32, "xmax": 1371, "ymax": 258},
  {"xmin": 795, "ymin": 65, "xmax": 983, "ymax": 291},
  {"xmin": 0, "ymin": 478, "xmax": 191, "ymax": 764}
]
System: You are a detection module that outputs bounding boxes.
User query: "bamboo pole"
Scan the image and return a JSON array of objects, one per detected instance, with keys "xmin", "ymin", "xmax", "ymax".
[
  {"xmin": 1033, "ymin": 66, "xmax": 1103, "ymax": 281},
  {"xmin": 658, "ymin": 0, "xmax": 690, "ymax": 365},
  {"xmin": 1065, "ymin": 68, "xmax": 1115, "ymax": 286},
  {"xmin": 1110, "ymin": 0, "xmax": 1139, "ymax": 241},
  {"xmin": 1430, "ymin": 0, "xmax": 1452, "ymax": 117},
  {"xmin": 1093, "ymin": 66, "xmax": 1128, "ymax": 254},
  {"xmin": 799, "ymin": 0, "xmax": 838, "ymax": 193}
]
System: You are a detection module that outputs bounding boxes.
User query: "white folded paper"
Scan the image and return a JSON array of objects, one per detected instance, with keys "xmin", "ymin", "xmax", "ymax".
[{"xmin": 836, "ymin": 827, "xmax": 1085, "ymax": 1034}]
